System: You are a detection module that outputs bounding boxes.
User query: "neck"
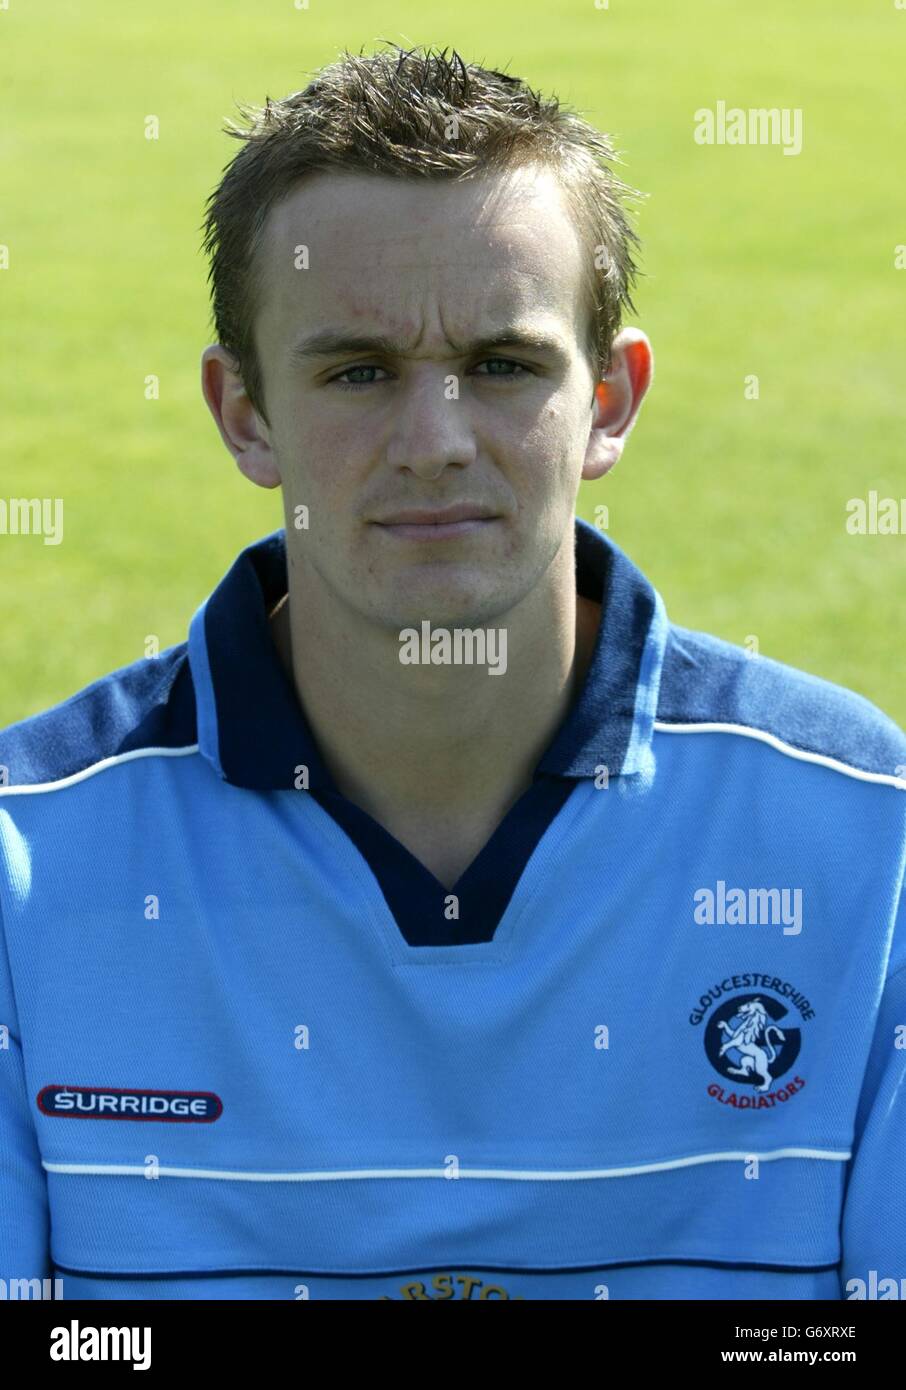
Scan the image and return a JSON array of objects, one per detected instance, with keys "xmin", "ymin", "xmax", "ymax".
[{"xmin": 270, "ymin": 535, "xmax": 600, "ymax": 822}]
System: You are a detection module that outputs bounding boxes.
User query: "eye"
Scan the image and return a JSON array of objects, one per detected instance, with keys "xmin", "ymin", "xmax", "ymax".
[
  {"xmin": 472, "ymin": 358, "xmax": 532, "ymax": 382},
  {"xmin": 329, "ymin": 364, "xmax": 391, "ymax": 391}
]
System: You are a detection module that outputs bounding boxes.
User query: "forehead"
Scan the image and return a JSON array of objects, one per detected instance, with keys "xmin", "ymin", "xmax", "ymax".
[{"xmin": 254, "ymin": 165, "xmax": 588, "ymax": 346}]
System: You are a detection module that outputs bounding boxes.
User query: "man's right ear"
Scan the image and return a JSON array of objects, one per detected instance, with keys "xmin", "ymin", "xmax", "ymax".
[{"xmin": 200, "ymin": 344, "xmax": 281, "ymax": 489}]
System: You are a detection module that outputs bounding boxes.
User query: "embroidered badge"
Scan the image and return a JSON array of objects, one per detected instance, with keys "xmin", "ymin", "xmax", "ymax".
[{"xmin": 689, "ymin": 974, "xmax": 814, "ymax": 1108}]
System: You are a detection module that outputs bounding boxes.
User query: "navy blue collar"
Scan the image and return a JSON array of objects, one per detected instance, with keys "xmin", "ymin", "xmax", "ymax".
[{"xmin": 188, "ymin": 516, "xmax": 668, "ymax": 792}]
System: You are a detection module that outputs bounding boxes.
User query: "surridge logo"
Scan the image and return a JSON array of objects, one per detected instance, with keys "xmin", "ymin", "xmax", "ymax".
[
  {"xmin": 689, "ymin": 976, "xmax": 812, "ymax": 1109},
  {"xmin": 37, "ymin": 1085, "xmax": 223, "ymax": 1122}
]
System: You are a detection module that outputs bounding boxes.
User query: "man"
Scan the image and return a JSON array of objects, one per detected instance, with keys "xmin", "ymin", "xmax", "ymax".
[{"xmin": 0, "ymin": 45, "xmax": 903, "ymax": 1301}]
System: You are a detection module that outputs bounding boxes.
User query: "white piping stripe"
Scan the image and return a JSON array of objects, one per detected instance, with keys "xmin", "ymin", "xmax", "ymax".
[
  {"xmin": 6, "ymin": 727, "xmax": 901, "ymax": 794},
  {"xmin": 0, "ymin": 745, "xmax": 200, "ymax": 796},
  {"xmin": 654, "ymin": 720, "xmax": 906, "ymax": 789},
  {"xmin": 43, "ymin": 1148, "xmax": 851, "ymax": 1181}
]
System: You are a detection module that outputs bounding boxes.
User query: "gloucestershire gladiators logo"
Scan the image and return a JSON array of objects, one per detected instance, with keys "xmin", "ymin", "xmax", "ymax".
[{"xmin": 689, "ymin": 974, "xmax": 815, "ymax": 1109}]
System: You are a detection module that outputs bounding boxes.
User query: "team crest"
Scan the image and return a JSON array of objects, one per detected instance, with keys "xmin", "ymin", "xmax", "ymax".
[{"xmin": 689, "ymin": 976, "xmax": 813, "ymax": 1109}]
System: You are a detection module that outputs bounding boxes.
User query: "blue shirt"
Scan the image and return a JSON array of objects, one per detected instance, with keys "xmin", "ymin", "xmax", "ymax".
[{"xmin": 1, "ymin": 517, "xmax": 904, "ymax": 1300}]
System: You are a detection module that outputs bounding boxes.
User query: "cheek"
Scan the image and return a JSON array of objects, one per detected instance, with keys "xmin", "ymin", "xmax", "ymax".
[
  {"xmin": 516, "ymin": 409, "xmax": 584, "ymax": 482},
  {"xmin": 284, "ymin": 426, "xmax": 361, "ymax": 501}
]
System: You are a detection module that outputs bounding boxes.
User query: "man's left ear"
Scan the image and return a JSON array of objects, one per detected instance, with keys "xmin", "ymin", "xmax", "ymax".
[{"xmin": 582, "ymin": 328, "xmax": 653, "ymax": 481}]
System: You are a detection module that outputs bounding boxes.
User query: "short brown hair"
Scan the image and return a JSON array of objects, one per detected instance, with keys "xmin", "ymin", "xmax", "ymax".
[{"xmin": 201, "ymin": 42, "xmax": 642, "ymax": 427}]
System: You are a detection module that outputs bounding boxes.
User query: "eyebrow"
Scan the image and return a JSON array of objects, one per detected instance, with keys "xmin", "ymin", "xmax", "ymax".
[{"xmin": 287, "ymin": 328, "xmax": 571, "ymax": 367}]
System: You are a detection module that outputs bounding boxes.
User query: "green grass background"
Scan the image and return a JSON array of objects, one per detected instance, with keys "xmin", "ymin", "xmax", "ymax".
[{"xmin": 2, "ymin": 0, "xmax": 904, "ymax": 727}]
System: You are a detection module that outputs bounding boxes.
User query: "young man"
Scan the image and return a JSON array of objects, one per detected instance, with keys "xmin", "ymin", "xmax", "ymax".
[{"xmin": 1, "ymin": 46, "xmax": 903, "ymax": 1302}]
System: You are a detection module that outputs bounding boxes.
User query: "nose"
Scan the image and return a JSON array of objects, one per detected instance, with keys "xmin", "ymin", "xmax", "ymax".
[{"xmin": 384, "ymin": 369, "xmax": 479, "ymax": 478}]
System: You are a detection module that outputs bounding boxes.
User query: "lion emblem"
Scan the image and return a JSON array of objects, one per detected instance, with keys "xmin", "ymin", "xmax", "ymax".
[{"xmin": 716, "ymin": 998, "xmax": 786, "ymax": 1093}]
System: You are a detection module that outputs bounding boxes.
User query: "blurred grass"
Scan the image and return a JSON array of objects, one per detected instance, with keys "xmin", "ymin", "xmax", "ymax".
[{"xmin": 1, "ymin": 0, "xmax": 904, "ymax": 725}]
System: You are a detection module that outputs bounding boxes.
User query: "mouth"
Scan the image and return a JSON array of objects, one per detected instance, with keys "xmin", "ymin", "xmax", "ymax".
[
  {"xmin": 372, "ymin": 506, "xmax": 502, "ymax": 542},
  {"xmin": 374, "ymin": 517, "xmax": 500, "ymax": 542}
]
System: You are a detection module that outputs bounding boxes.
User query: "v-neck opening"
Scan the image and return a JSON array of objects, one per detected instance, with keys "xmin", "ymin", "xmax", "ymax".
[{"xmin": 312, "ymin": 775, "xmax": 579, "ymax": 947}]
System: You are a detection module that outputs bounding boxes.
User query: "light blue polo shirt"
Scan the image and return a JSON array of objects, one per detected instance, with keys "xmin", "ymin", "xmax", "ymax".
[{"xmin": 0, "ymin": 517, "xmax": 904, "ymax": 1300}]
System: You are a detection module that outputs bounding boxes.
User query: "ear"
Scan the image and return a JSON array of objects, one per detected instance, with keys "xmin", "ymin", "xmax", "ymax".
[
  {"xmin": 582, "ymin": 328, "xmax": 653, "ymax": 482},
  {"xmin": 200, "ymin": 344, "xmax": 281, "ymax": 489}
]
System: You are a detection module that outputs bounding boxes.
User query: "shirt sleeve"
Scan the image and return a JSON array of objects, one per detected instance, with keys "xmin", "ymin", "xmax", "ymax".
[
  {"xmin": 0, "ymin": 891, "xmax": 51, "ymax": 1280},
  {"xmin": 839, "ymin": 951, "xmax": 906, "ymax": 1298}
]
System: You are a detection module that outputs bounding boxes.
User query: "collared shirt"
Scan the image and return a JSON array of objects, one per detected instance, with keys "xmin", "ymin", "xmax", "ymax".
[
  {"xmin": 188, "ymin": 514, "xmax": 666, "ymax": 946},
  {"xmin": 1, "ymin": 516, "xmax": 904, "ymax": 1301}
]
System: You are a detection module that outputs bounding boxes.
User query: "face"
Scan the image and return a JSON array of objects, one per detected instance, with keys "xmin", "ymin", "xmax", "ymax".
[{"xmin": 204, "ymin": 166, "xmax": 650, "ymax": 631}]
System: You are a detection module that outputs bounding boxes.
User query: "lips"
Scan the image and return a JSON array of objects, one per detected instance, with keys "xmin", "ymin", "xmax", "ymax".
[
  {"xmin": 375, "ymin": 516, "xmax": 499, "ymax": 542},
  {"xmin": 374, "ymin": 504, "xmax": 499, "ymax": 525}
]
